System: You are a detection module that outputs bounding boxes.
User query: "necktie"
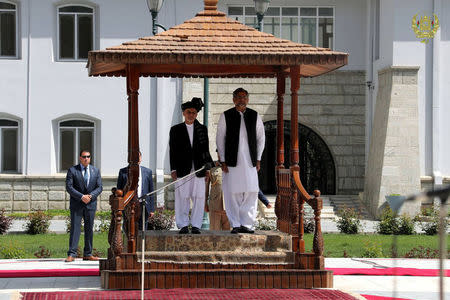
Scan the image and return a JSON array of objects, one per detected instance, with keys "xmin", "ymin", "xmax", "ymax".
[{"xmin": 83, "ymin": 167, "xmax": 89, "ymax": 186}]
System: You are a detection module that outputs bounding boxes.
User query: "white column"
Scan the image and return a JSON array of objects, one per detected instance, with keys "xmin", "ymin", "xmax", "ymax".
[{"xmin": 155, "ymin": 77, "xmax": 182, "ymax": 208}]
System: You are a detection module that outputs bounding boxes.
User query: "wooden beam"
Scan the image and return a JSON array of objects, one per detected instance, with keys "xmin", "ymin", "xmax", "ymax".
[
  {"xmin": 89, "ymin": 62, "xmax": 126, "ymax": 76},
  {"xmin": 139, "ymin": 64, "xmax": 280, "ymax": 77}
]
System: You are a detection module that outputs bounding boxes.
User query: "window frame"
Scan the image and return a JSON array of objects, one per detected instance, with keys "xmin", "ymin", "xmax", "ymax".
[
  {"xmin": 57, "ymin": 118, "xmax": 96, "ymax": 172},
  {"xmin": 56, "ymin": 4, "xmax": 95, "ymax": 61},
  {"xmin": 227, "ymin": 5, "xmax": 335, "ymax": 50},
  {"xmin": 0, "ymin": 0, "xmax": 19, "ymax": 59},
  {"xmin": 0, "ymin": 117, "xmax": 20, "ymax": 173}
]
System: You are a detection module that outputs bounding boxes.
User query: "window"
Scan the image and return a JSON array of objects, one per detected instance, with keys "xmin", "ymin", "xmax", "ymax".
[
  {"xmin": 59, "ymin": 120, "xmax": 95, "ymax": 171},
  {"xmin": 57, "ymin": 5, "xmax": 94, "ymax": 60},
  {"xmin": 228, "ymin": 6, "xmax": 334, "ymax": 49},
  {"xmin": 0, "ymin": 119, "xmax": 19, "ymax": 173},
  {"xmin": 0, "ymin": 1, "xmax": 17, "ymax": 57}
]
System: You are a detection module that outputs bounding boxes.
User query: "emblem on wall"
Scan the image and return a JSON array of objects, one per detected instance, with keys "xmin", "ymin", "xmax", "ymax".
[{"xmin": 411, "ymin": 14, "xmax": 439, "ymax": 43}]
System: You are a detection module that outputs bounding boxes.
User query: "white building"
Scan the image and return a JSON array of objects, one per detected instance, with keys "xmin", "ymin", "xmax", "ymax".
[{"xmin": 0, "ymin": 0, "xmax": 448, "ymax": 216}]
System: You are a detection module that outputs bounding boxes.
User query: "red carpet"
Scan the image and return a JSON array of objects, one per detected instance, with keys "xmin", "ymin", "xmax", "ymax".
[
  {"xmin": 2, "ymin": 267, "xmax": 448, "ymax": 278},
  {"xmin": 21, "ymin": 289, "xmax": 358, "ymax": 299},
  {"xmin": 361, "ymin": 295, "xmax": 413, "ymax": 300},
  {"xmin": 328, "ymin": 267, "xmax": 450, "ymax": 277}
]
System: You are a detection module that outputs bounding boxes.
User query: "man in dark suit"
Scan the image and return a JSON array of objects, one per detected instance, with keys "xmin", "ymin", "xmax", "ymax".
[
  {"xmin": 65, "ymin": 150, "xmax": 103, "ymax": 262},
  {"xmin": 169, "ymin": 97, "xmax": 213, "ymax": 234},
  {"xmin": 116, "ymin": 152, "xmax": 155, "ymax": 229}
]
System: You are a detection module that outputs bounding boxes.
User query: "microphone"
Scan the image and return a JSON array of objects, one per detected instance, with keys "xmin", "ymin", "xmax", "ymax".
[
  {"xmin": 425, "ymin": 185, "xmax": 450, "ymax": 200},
  {"xmin": 405, "ymin": 185, "xmax": 450, "ymax": 202}
]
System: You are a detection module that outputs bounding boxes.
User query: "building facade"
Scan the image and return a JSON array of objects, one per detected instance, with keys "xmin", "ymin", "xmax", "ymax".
[{"xmin": 0, "ymin": 0, "xmax": 448, "ymax": 216}]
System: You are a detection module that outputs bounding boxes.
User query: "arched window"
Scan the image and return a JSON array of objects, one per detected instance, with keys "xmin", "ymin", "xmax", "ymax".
[
  {"xmin": 0, "ymin": 118, "xmax": 19, "ymax": 172},
  {"xmin": 59, "ymin": 119, "xmax": 95, "ymax": 171},
  {"xmin": 0, "ymin": 1, "xmax": 17, "ymax": 57},
  {"xmin": 57, "ymin": 4, "xmax": 94, "ymax": 60},
  {"xmin": 260, "ymin": 120, "xmax": 336, "ymax": 195}
]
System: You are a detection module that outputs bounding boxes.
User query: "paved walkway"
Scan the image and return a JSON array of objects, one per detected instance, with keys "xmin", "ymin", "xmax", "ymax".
[
  {"xmin": 0, "ymin": 258, "xmax": 448, "ymax": 300},
  {"xmin": 8, "ymin": 219, "xmax": 380, "ymax": 234}
]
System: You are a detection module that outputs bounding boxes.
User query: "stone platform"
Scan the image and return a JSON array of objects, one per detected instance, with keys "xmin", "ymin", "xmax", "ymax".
[
  {"xmin": 137, "ymin": 230, "xmax": 293, "ymax": 265},
  {"xmin": 136, "ymin": 230, "xmax": 293, "ymax": 264},
  {"xmin": 101, "ymin": 230, "xmax": 332, "ymax": 289},
  {"xmin": 140, "ymin": 230, "xmax": 292, "ymax": 252}
]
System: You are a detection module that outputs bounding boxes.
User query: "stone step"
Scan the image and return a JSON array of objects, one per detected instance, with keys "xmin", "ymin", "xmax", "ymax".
[
  {"xmin": 139, "ymin": 230, "xmax": 292, "ymax": 252},
  {"xmin": 257, "ymin": 194, "xmax": 372, "ymax": 221},
  {"xmin": 262, "ymin": 195, "xmax": 338, "ymax": 220},
  {"xmin": 136, "ymin": 250, "xmax": 295, "ymax": 265},
  {"xmin": 328, "ymin": 195, "xmax": 371, "ymax": 218}
]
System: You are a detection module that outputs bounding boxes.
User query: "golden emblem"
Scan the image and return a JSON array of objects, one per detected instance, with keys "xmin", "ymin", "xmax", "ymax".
[{"xmin": 411, "ymin": 14, "xmax": 439, "ymax": 43}]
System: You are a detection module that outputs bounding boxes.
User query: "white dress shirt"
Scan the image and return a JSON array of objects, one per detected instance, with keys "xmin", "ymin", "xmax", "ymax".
[
  {"xmin": 137, "ymin": 167, "xmax": 142, "ymax": 198},
  {"xmin": 186, "ymin": 123, "xmax": 195, "ymax": 172}
]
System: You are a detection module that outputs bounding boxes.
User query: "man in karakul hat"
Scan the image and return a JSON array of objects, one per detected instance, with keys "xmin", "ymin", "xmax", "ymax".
[
  {"xmin": 216, "ymin": 87, "xmax": 265, "ymax": 234},
  {"xmin": 169, "ymin": 97, "xmax": 213, "ymax": 234}
]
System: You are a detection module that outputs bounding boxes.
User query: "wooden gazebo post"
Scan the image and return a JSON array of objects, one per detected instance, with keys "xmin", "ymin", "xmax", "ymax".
[
  {"xmin": 289, "ymin": 65, "xmax": 303, "ymax": 255},
  {"xmin": 89, "ymin": 0, "xmax": 347, "ymax": 288},
  {"xmin": 124, "ymin": 64, "xmax": 141, "ymax": 254},
  {"xmin": 276, "ymin": 72, "xmax": 285, "ymax": 170}
]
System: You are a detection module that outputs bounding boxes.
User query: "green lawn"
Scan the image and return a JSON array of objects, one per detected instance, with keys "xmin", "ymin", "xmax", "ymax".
[
  {"xmin": 0, "ymin": 232, "xmax": 447, "ymax": 259},
  {"xmin": 304, "ymin": 233, "xmax": 449, "ymax": 258},
  {"xmin": 0, "ymin": 233, "xmax": 109, "ymax": 259}
]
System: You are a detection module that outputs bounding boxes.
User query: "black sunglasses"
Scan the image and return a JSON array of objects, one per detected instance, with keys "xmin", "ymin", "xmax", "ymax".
[{"xmin": 81, "ymin": 155, "xmax": 91, "ymax": 159}]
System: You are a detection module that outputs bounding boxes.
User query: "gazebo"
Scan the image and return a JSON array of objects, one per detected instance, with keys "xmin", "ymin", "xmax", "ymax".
[{"xmin": 88, "ymin": 0, "xmax": 348, "ymax": 289}]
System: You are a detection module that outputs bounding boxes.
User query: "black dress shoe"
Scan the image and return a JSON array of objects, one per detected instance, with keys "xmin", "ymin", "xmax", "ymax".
[
  {"xmin": 239, "ymin": 226, "xmax": 254, "ymax": 234},
  {"xmin": 191, "ymin": 227, "xmax": 201, "ymax": 234},
  {"xmin": 231, "ymin": 227, "xmax": 240, "ymax": 234},
  {"xmin": 179, "ymin": 226, "xmax": 189, "ymax": 234}
]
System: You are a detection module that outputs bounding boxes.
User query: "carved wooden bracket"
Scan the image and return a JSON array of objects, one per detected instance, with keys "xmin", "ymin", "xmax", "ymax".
[
  {"xmin": 108, "ymin": 188, "xmax": 124, "ymax": 270},
  {"xmin": 306, "ymin": 190, "xmax": 324, "ymax": 258}
]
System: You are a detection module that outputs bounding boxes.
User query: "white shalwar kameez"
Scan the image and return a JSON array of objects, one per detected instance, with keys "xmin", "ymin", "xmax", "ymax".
[
  {"xmin": 174, "ymin": 123, "xmax": 206, "ymax": 229},
  {"xmin": 216, "ymin": 111, "xmax": 265, "ymax": 229}
]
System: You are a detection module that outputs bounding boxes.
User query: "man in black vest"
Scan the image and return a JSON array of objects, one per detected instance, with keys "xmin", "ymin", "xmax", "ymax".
[
  {"xmin": 169, "ymin": 97, "xmax": 213, "ymax": 234},
  {"xmin": 216, "ymin": 88, "xmax": 265, "ymax": 234}
]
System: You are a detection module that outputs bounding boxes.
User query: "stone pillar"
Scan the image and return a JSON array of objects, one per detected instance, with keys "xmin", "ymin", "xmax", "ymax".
[{"xmin": 364, "ymin": 66, "xmax": 421, "ymax": 217}]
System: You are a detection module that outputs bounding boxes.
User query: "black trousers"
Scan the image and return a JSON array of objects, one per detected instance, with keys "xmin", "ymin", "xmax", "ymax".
[{"xmin": 67, "ymin": 206, "xmax": 96, "ymax": 257}]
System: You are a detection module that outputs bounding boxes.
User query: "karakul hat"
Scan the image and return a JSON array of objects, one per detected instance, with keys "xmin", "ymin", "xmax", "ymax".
[{"xmin": 181, "ymin": 97, "xmax": 204, "ymax": 112}]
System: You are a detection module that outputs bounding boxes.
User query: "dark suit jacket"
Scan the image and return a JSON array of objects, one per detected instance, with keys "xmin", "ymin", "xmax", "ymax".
[
  {"xmin": 116, "ymin": 166, "xmax": 155, "ymax": 213},
  {"xmin": 66, "ymin": 164, "xmax": 103, "ymax": 211},
  {"xmin": 169, "ymin": 120, "xmax": 213, "ymax": 178}
]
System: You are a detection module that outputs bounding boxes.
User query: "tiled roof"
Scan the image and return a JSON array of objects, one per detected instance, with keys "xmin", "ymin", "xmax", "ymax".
[{"xmin": 87, "ymin": 1, "xmax": 347, "ymax": 77}]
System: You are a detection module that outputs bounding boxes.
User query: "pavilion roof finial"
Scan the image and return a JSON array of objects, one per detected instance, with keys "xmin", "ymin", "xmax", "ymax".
[{"xmin": 204, "ymin": 0, "xmax": 218, "ymax": 11}]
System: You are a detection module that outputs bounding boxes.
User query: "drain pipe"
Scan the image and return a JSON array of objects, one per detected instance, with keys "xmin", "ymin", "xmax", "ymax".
[
  {"xmin": 432, "ymin": 0, "xmax": 442, "ymax": 187},
  {"xmin": 203, "ymin": 78, "xmax": 209, "ymax": 127},
  {"xmin": 365, "ymin": 0, "xmax": 375, "ymax": 164},
  {"xmin": 25, "ymin": 0, "xmax": 32, "ymax": 175},
  {"xmin": 201, "ymin": 77, "xmax": 210, "ymax": 230},
  {"xmin": 432, "ymin": 2, "xmax": 444, "ymax": 300}
]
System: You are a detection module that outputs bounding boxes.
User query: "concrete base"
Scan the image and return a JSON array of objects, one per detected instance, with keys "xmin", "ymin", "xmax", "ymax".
[{"xmin": 364, "ymin": 66, "xmax": 422, "ymax": 217}]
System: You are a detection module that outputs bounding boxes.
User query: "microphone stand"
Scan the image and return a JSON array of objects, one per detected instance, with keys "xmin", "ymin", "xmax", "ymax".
[
  {"xmin": 406, "ymin": 185, "xmax": 449, "ymax": 300},
  {"xmin": 141, "ymin": 196, "xmax": 146, "ymax": 300},
  {"xmin": 137, "ymin": 164, "xmax": 212, "ymax": 298},
  {"xmin": 427, "ymin": 186, "xmax": 449, "ymax": 300},
  {"xmin": 137, "ymin": 165, "xmax": 207, "ymax": 201}
]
